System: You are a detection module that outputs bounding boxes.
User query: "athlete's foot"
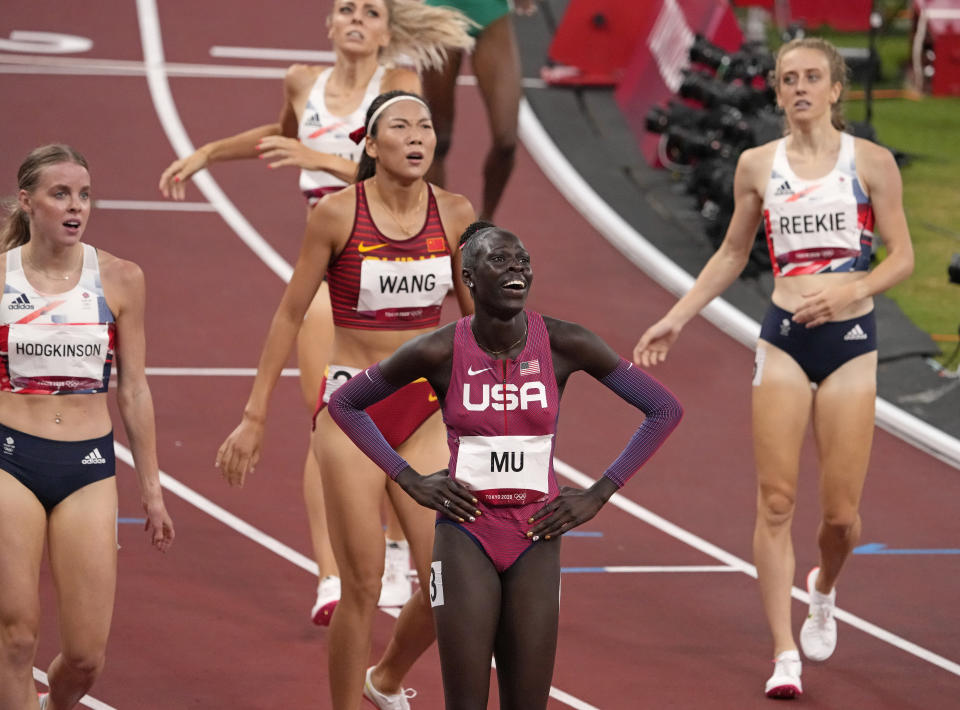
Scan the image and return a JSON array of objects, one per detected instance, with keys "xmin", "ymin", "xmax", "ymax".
[
  {"xmin": 310, "ymin": 575, "xmax": 340, "ymax": 626},
  {"xmin": 765, "ymin": 649, "xmax": 802, "ymax": 699}
]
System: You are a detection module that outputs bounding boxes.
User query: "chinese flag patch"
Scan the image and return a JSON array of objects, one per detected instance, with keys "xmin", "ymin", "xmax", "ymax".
[{"xmin": 426, "ymin": 237, "xmax": 446, "ymax": 252}]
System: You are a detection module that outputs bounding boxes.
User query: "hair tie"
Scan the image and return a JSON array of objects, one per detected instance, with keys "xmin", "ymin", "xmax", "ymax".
[{"xmin": 349, "ymin": 126, "xmax": 367, "ymax": 144}]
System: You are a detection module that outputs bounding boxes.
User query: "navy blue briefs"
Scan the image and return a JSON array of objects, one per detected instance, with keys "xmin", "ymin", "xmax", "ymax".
[
  {"xmin": 0, "ymin": 422, "xmax": 115, "ymax": 511},
  {"xmin": 758, "ymin": 304, "xmax": 877, "ymax": 384}
]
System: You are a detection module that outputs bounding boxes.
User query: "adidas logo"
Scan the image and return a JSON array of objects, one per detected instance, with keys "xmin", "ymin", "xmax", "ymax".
[
  {"xmin": 82, "ymin": 447, "xmax": 107, "ymax": 465},
  {"xmin": 843, "ymin": 324, "xmax": 868, "ymax": 341},
  {"xmin": 774, "ymin": 180, "xmax": 794, "ymax": 196},
  {"xmin": 9, "ymin": 293, "xmax": 34, "ymax": 310},
  {"xmin": 304, "ymin": 111, "xmax": 322, "ymax": 127}
]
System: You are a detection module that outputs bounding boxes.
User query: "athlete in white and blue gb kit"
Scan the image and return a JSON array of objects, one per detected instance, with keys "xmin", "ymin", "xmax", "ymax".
[
  {"xmin": 634, "ymin": 37, "xmax": 914, "ymax": 699},
  {"xmin": 0, "ymin": 144, "xmax": 174, "ymax": 710}
]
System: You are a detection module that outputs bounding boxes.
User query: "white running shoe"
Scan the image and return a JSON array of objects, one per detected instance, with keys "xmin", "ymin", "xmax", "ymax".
[
  {"xmin": 800, "ymin": 566, "xmax": 837, "ymax": 661},
  {"xmin": 363, "ymin": 666, "xmax": 417, "ymax": 710},
  {"xmin": 310, "ymin": 575, "xmax": 340, "ymax": 626},
  {"xmin": 764, "ymin": 649, "xmax": 803, "ymax": 699},
  {"xmin": 378, "ymin": 540, "xmax": 412, "ymax": 608}
]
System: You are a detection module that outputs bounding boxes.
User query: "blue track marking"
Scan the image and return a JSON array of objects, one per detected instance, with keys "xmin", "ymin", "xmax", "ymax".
[
  {"xmin": 854, "ymin": 542, "xmax": 960, "ymax": 555},
  {"xmin": 118, "ymin": 517, "xmax": 147, "ymax": 524}
]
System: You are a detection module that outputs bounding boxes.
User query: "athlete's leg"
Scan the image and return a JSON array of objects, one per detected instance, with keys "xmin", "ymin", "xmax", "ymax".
[
  {"xmin": 471, "ymin": 15, "xmax": 522, "ymax": 220},
  {"xmin": 752, "ymin": 342, "xmax": 813, "ymax": 655},
  {"xmin": 431, "ymin": 523, "xmax": 501, "ymax": 710},
  {"xmin": 315, "ymin": 411, "xmax": 391, "ymax": 709},
  {"xmin": 0, "ymin": 471, "xmax": 46, "ymax": 709},
  {"xmin": 298, "ymin": 283, "xmax": 339, "ymax": 582},
  {"xmin": 367, "ymin": 411, "xmax": 448, "ymax": 694},
  {"xmin": 45, "ymin": 477, "xmax": 118, "ymax": 710},
  {"xmin": 494, "ymin": 539, "xmax": 561, "ymax": 710},
  {"xmin": 810, "ymin": 352, "xmax": 877, "ymax": 592},
  {"xmin": 422, "ymin": 49, "xmax": 465, "ymax": 189}
]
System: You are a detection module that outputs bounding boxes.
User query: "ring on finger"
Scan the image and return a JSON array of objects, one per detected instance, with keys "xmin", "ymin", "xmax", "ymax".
[{"xmin": 443, "ymin": 498, "xmax": 451, "ymax": 508}]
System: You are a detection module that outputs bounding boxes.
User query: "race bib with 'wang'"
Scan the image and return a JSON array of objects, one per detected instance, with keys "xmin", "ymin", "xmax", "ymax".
[{"xmin": 357, "ymin": 256, "xmax": 452, "ymax": 319}]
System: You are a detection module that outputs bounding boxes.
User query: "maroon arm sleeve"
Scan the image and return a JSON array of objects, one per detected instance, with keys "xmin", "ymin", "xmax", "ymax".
[
  {"xmin": 327, "ymin": 364, "xmax": 410, "ymax": 480},
  {"xmin": 598, "ymin": 359, "xmax": 683, "ymax": 487}
]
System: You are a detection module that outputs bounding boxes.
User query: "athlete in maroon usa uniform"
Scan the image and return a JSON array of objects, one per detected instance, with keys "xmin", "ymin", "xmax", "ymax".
[{"xmin": 329, "ymin": 223, "xmax": 683, "ymax": 710}]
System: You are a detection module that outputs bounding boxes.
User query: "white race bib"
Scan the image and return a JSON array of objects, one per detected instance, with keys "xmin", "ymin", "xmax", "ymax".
[
  {"xmin": 455, "ymin": 434, "xmax": 553, "ymax": 506},
  {"xmin": 357, "ymin": 256, "xmax": 452, "ymax": 314},
  {"xmin": 7, "ymin": 323, "xmax": 109, "ymax": 389}
]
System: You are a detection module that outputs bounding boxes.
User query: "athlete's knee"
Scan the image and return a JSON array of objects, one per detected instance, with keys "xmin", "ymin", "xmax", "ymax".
[
  {"xmin": 60, "ymin": 645, "xmax": 106, "ymax": 679},
  {"xmin": 821, "ymin": 506, "xmax": 860, "ymax": 533},
  {"xmin": 0, "ymin": 619, "xmax": 40, "ymax": 669},
  {"xmin": 340, "ymin": 570, "xmax": 383, "ymax": 609},
  {"xmin": 757, "ymin": 487, "xmax": 796, "ymax": 526},
  {"xmin": 488, "ymin": 135, "xmax": 517, "ymax": 161}
]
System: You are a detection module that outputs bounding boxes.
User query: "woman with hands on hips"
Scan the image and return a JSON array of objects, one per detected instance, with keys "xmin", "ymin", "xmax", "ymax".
[
  {"xmin": 329, "ymin": 222, "xmax": 682, "ymax": 710},
  {"xmin": 634, "ymin": 37, "xmax": 913, "ymax": 700}
]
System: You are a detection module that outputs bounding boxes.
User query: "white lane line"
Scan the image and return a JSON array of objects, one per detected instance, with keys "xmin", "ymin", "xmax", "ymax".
[
  {"xmin": 136, "ymin": 5, "xmax": 589, "ymax": 708},
  {"xmin": 562, "ymin": 566, "xmax": 737, "ymax": 573},
  {"xmin": 135, "ymin": 0, "xmax": 293, "ymax": 282},
  {"xmin": 32, "ymin": 668, "xmax": 115, "ymax": 710},
  {"xmin": 554, "ymin": 460, "xmax": 960, "ymax": 676},
  {"xmin": 210, "ymin": 45, "xmax": 335, "ymax": 63},
  {"xmin": 141, "ymin": 367, "xmax": 300, "ymax": 377},
  {"xmin": 95, "ymin": 199, "xmax": 215, "ymax": 212},
  {"xmin": 0, "ymin": 51, "xmax": 545, "ymax": 86},
  {"xmin": 516, "ymin": 99, "xmax": 960, "ymax": 471}
]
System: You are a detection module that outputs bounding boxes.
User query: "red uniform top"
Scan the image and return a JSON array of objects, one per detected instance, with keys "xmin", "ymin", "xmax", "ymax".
[{"xmin": 327, "ymin": 181, "xmax": 453, "ymax": 330}]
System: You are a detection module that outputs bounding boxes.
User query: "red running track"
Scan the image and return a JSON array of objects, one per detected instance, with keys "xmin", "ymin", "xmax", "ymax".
[{"xmin": 2, "ymin": 2, "xmax": 959, "ymax": 708}]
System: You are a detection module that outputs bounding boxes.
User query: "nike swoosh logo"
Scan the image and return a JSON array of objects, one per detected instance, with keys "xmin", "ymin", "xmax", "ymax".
[
  {"xmin": 428, "ymin": 393, "xmax": 438, "ymax": 402},
  {"xmin": 467, "ymin": 366, "xmax": 491, "ymax": 376},
  {"xmin": 357, "ymin": 242, "xmax": 389, "ymax": 253},
  {"xmin": 308, "ymin": 121, "xmax": 344, "ymax": 140}
]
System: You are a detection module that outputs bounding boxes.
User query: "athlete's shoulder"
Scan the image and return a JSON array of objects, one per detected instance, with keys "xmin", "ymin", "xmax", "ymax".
[
  {"xmin": 542, "ymin": 315, "xmax": 593, "ymax": 347},
  {"xmin": 739, "ymin": 140, "xmax": 777, "ymax": 171},
  {"xmin": 853, "ymin": 135, "xmax": 898, "ymax": 172},
  {"xmin": 405, "ymin": 321, "xmax": 456, "ymax": 366},
  {"xmin": 431, "ymin": 185, "xmax": 476, "ymax": 229},
  {"xmin": 96, "ymin": 248, "xmax": 142, "ymax": 284},
  {"xmin": 308, "ymin": 185, "xmax": 357, "ymax": 235},
  {"xmin": 284, "ymin": 64, "xmax": 323, "ymax": 95},
  {"xmin": 380, "ymin": 66, "xmax": 421, "ymax": 94}
]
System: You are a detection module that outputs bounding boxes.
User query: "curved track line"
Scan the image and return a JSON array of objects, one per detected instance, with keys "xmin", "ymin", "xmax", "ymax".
[
  {"xmin": 516, "ymin": 100, "xmax": 960, "ymax": 471},
  {"xmin": 135, "ymin": 0, "xmax": 292, "ymax": 282}
]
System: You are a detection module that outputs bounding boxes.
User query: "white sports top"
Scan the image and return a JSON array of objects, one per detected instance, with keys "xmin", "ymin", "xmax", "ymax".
[
  {"xmin": 763, "ymin": 132, "xmax": 874, "ymax": 277},
  {"xmin": 0, "ymin": 244, "xmax": 116, "ymax": 394},
  {"xmin": 297, "ymin": 65, "xmax": 386, "ymax": 199}
]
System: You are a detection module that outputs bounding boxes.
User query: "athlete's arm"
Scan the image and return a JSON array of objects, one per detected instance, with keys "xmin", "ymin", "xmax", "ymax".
[
  {"xmin": 435, "ymin": 188, "xmax": 477, "ymax": 315},
  {"xmin": 328, "ymin": 328, "xmax": 479, "ymax": 522},
  {"xmin": 158, "ymin": 64, "xmax": 313, "ymax": 198},
  {"xmin": 216, "ymin": 191, "xmax": 348, "ymax": 486},
  {"xmin": 102, "ymin": 254, "xmax": 175, "ymax": 552},
  {"xmin": 793, "ymin": 140, "xmax": 914, "ymax": 327},
  {"xmin": 529, "ymin": 320, "xmax": 683, "ymax": 540},
  {"xmin": 633, "ymin": 146, "xmax": 765, "ymax": 367}
]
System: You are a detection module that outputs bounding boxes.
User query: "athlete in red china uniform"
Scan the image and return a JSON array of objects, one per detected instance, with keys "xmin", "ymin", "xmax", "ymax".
[{"xmin": 329, "ymin": 222, "xmax": 683, "ymax": 709}]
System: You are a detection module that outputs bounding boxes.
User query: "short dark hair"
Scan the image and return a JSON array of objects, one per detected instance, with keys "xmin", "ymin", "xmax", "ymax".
[{"xmin": 458, "ymin": 220, "xmax": 497, "ymax": 270}]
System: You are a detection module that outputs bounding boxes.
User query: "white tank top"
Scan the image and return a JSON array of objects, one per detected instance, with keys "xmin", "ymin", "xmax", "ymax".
[
  {"xmin": 0, "ymin": 243, "xmax": 116, "ymax": 394},
  {"xmin": 762, "ymin": 132, "xmax": 874, "ymax": 277},
  {"xmin": 297, "ymin": 65, "xmax": 386, "ymax": 198}
]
